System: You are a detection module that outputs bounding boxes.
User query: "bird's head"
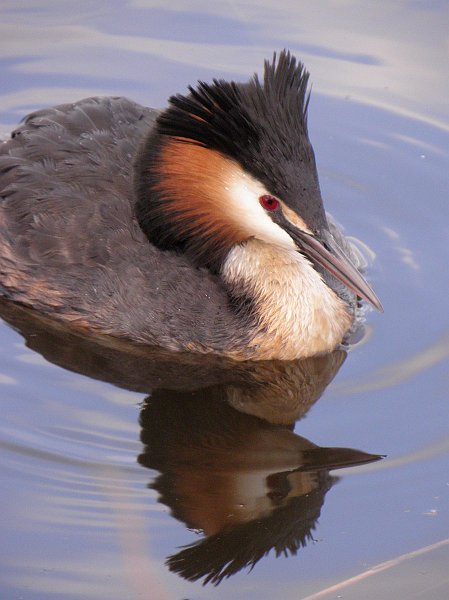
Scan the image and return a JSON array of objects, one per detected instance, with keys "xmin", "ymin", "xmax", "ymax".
[{"xmin": 135, "ymin": 50, "xmax": 382, "ymax": 312}]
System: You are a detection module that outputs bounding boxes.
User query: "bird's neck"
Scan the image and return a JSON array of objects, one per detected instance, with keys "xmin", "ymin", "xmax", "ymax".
[{"xmin": 222, "ymin": 239, "xmax": 352, "ymax": 360}]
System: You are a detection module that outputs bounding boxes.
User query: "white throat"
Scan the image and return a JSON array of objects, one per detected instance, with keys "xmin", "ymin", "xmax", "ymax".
[{"xmin": 222, "ymin": 238, "xmax": 352, "ymax": 360}]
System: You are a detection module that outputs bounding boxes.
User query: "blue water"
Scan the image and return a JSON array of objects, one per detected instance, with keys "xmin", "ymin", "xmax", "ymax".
[{"xmin": 1, "ymin": 2, "xmax": 448, "ymax": 599}]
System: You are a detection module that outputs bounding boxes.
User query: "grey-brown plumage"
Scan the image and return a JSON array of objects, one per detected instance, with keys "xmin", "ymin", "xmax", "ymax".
[{"xmin": 0, "ymin": 97, "xmax": 251, "ymax": 353}]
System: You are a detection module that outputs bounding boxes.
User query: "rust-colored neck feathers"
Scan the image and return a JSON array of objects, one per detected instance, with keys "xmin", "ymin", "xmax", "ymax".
[{"xmin": 153, "ymin": 139, "xmax": 249, "ymax": 263}]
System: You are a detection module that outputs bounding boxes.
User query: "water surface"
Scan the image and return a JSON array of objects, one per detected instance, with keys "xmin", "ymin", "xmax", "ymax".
[{"xmin": 1, "ymin": 2, "xmax": 448, "ymax": 599}]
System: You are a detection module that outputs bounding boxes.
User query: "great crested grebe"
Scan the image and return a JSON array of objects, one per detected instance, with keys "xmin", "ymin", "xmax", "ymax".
[{"xmin": 0, "ymin": 51, "xmax": 381, "ymax": 361}]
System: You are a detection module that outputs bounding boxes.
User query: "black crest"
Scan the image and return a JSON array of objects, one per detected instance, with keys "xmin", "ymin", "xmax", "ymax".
[{"xmin": 156, "ymin": 50, "xmax": 327, "ymax": 232}]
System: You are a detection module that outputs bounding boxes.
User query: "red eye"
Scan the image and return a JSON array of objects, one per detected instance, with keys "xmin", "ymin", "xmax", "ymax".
[{"xmin": 259, "ymin": 195, "xmax": 279, "ymax": 211}]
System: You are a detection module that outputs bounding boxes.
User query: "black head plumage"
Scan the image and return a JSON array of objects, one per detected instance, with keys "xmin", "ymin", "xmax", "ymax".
[{"xmin": 156, "ymin": 50, "xmax": 327, "ymax": 233}]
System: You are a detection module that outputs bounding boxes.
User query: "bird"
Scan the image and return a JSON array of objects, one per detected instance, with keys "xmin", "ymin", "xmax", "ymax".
[{"xmin": 0, "ymin": 51, "xmax": 382, "ymax": 362}]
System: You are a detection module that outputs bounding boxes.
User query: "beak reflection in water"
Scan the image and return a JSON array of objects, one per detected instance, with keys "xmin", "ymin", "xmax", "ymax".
[{"xmin": 138, "ymin": 352, "xmax": 383, "ymax": 586}]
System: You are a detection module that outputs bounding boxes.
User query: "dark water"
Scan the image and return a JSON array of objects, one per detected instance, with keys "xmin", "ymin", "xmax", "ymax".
[{"xmin": 1, "ymin": 2, "xmax": 448, "ymax": 599}]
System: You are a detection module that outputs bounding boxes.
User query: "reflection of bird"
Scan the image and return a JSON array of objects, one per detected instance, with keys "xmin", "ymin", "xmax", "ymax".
[
  {"xmin": 0, "ymin": 51, "xmax": 381, "ymax": 360},
  {"xmin": 139, "ymin": 391, "xmax": 381, "ymax": 585}
]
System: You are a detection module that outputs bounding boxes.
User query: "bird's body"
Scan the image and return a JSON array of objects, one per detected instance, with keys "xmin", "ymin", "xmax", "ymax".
[{"xmin": 0, "ymin": 53, "xmax": 381, "ymax": 361}]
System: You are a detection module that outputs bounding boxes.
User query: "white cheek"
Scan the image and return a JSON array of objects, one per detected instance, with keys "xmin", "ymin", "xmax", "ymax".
[{"xmin": 227, "ymin": 172, "xmax": 296, "ymax": 250}]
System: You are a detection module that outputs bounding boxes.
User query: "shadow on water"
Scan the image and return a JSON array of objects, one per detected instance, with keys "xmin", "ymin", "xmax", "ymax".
[{"xmin": 0, "ymin": 298, "xmax": 382, "ymax": 586}]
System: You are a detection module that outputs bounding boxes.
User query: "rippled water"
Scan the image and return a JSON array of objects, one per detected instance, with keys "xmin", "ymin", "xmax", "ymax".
[{"xmin": 1, "ymin": 2, "xmax": 448, "ymax": 599}]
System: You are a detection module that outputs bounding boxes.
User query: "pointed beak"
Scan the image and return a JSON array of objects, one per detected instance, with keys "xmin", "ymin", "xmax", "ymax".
[{"xmin": 288, "ymin": 227, "xmax": 383, "ymax": 312}]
